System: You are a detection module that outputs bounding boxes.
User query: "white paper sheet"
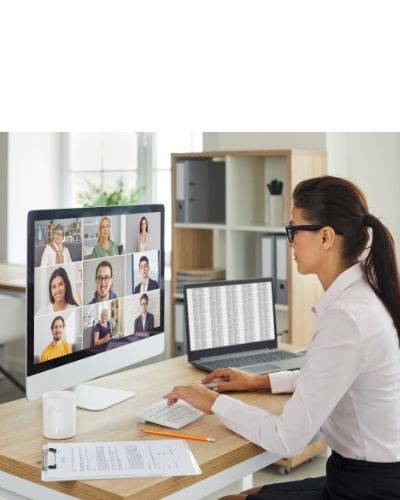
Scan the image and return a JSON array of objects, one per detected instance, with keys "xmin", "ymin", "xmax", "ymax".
[{"xmin": 41, "ymin": 439, "xmax": 201, "ymax": 481}]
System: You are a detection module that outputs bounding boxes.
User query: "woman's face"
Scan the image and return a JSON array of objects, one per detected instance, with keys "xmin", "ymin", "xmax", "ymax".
[
  {"xmin": 100, "ymin": 219, "xmax": 110, "ymax": 241},
  {"xmin": 53, "ymin": 230, "xmax": 63, "ymax": 245},
  {"xmin": 288, "ymin": 206, "xmax": 325, "ymax": 276},
  {"xmin": 141, "ymin": 218, "xmax": 147, "ymax": 233},
  {"xmin": 100, "ymin": 310, "xmax": 109, "ymax": 322},
  {"xmin": 51, "ymin": 276, "xmax": 66, "ymax": 303}
]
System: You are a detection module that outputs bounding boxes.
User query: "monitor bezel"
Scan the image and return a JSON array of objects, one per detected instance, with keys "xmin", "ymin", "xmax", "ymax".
[{"xmin": 26, "ymin": 204, "xmax": 165, "ymax": 378}]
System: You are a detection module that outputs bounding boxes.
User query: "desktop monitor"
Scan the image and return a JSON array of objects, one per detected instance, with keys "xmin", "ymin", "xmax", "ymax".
[{"xmin": 26, "ymin": 204, "xmax": 165, "ymax": 410}]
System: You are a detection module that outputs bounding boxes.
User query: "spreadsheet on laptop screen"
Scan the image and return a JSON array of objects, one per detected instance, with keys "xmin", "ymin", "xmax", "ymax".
[{"xmin": 186, "ymin": 281, "xmax": 276, "ymax": 351}]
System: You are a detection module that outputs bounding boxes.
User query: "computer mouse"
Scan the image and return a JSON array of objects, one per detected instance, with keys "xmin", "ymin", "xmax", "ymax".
[{"xmin": 203, "ymin": 379, "xmax": 226, "ymax": 390}]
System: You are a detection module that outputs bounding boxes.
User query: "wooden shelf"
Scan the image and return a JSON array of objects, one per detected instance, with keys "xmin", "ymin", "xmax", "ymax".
[
  {"xmin": 174, "ymin": 222, "xmax": 227, "ymax": 230},
  {"xmin": 171, "ymin": 149, "xmax": 327, "ymax": 354},
  {"xmin": 231, "ymin": 225, "xmax": 286, "ymax": 233}
]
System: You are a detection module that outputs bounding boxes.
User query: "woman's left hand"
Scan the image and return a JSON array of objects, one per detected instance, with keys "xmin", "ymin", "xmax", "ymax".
[{"xmin": 164, "ymin": 383, "xmax": 220, "ymax": 414}]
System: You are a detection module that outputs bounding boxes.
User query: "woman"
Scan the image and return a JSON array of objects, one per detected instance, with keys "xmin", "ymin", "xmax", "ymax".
[
  {"xmin": 136, "ymin": 216, "xmax": 151, "ymax": 251},
  {"xmin": 93, "ymin": 309, "xmax": 114, "ymax": 346},
  {"xmin": 40, "ymin": 223, "xmax": 72, "ymax": 266},
  {"xmin": 91, "ymin": 217, "xmax": 118, "ymax": 258},
  {"xmin": 37, "ymin": 267, "xmax": 79, "ymax": 315},
  {"xmin": 165, "ymin": 176, "xmax": 400, "ymax": 499}
]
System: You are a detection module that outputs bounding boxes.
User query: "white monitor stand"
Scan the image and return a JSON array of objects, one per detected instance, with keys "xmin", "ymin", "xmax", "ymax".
[{"xmin": 72, "ymin": 385, "xmax": 135, "ymax": 411}]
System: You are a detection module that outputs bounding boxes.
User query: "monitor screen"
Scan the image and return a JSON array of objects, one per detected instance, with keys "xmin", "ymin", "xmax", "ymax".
[
  {"xmin": 185, "ymin": 279, "xmax": 276, "ymax": 353},
  {"xmin": 26, "ymin": 205, "xmax": 165, "ymax": 408}
]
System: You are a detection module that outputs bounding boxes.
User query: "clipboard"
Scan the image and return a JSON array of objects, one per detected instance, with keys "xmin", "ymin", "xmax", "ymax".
[{"xmin": 41, "ymin": 440, "xmax": 201, "ymax": 481}]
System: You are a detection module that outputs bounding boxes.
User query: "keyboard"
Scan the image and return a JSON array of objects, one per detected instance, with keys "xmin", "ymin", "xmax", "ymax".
[
  {"xmin": 200, "ymin": 350, "xmax": 299, "ymax": 370},
  {"xmin": 135, "ymin": 399, "xmax": 204, "ymax": 429}
]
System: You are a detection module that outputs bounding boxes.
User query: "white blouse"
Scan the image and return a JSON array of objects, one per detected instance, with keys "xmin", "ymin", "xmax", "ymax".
[
  {"xmin": 40, "ymin": 244, "xmax": 72, "ymax": 266},
  {"xmin": 36, "ymin": 303, "xmax": 75, "ymax": 316},
  {"xmin": 212, "ymin": 263, "xmax": 400, "ymax": 462},
  {"xmin": 137, "ymin": 233, "xmax": 151, "ymax": 252}
]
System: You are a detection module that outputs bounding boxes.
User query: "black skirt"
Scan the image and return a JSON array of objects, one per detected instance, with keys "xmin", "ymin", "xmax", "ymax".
[{"xmin": 246, "ymin": 451, "xmax": 400, "ymax": 500}]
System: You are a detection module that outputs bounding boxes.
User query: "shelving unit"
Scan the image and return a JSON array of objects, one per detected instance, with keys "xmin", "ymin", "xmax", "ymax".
[
  {"xmin": 171, "ymin": 150, "xmax": 327, "ymax": 355},
  {"xmin": 43, "ymin": 219, "xmax": 82, "ymax": 244},
  {"xmin": 83, "ymin": 218, "xmax": 99, "ymax": 257}
]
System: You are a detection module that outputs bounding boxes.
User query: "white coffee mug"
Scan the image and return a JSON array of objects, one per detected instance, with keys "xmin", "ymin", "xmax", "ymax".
[{"xmin": 42, "ymin": 390, "xmax": 77, "ymax": 439}]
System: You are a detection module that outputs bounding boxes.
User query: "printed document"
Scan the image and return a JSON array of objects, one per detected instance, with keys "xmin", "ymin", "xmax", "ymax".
[{"xmin": 41, "ymin": 440, "xmax": 201, "ymax": 481}]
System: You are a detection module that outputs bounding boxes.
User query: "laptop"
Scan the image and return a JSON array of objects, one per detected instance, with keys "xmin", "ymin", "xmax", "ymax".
[{"xmin": 184, "ymin": 277, "xmax": 305, "ymax": 374}]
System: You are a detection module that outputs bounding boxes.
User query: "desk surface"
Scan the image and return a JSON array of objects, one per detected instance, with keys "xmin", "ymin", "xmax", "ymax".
[
  {"xmin": 0, "ymin": 263, "xmax": 26, "ymax": 292},
  {"xmin": 0, "ymin": 356, "xmax": 290, "ymax": 499}
]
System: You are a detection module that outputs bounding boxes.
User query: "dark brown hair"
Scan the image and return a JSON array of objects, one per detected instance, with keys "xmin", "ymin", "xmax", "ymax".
[
  {"xmin": 49, "ymin": 267, "xmax": 78, "ymax": 307},
  {"xmin": 293, "ymin": 175, "xmax": 400, "ymax": 343},
  {"xmin": 139, "ymin": 216, "xmax": 149, "ymax": 233},
  {"xmin": 50, "ymin": 315, "xmax": 65, "ymax": 330}
]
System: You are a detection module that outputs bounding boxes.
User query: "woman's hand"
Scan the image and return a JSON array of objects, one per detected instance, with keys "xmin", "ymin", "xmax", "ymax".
[
  {"xmin": 201, "ymin": 368, "xmax": 271, "ymax": 393},
  {"xmin": 164, "ymin": 383, "xmax": 220, "ymax": 414}
]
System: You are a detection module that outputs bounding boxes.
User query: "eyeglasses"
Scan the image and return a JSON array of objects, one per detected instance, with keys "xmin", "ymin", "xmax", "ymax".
[
  {"xmin": 285, "ymin": 224, "xmax": 325, "ymax": 243},
  {"xmin": 53, "ymin": 232, "xmax": 63, "ymax": 237},
  {"xmin": 285, "ymin": 224, "xmax": 344, "ymax": 243},
  {"xmin": 96, "ymin": 275, "xmax": 111, "ymax": 284}
]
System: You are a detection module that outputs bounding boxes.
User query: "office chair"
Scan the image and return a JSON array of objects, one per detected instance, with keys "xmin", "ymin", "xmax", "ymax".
[{"xmin": 0, "ymin": 293, "xmax": 25, "ymax": 392}]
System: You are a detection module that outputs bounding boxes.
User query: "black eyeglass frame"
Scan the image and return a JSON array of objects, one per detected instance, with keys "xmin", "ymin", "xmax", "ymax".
[{"xmin": 285, "ymin": 224, "xmax": 344, "ymax": 243}]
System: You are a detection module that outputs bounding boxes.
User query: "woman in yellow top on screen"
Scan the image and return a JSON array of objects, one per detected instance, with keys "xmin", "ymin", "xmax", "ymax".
[
  {"xmin": 37, "ymin": 267, "xmax": 79, "ymax": 315},
  {"xmin": 136, "ymin": 216, "xmax": 151, "ymax": 251},
  {"xmin": 40, "ymin": 223, "xmax": 72, "ymax": 266},
  {"xmin": 91, "ymin": 216, "xmax": 118, "ymax": 258}
]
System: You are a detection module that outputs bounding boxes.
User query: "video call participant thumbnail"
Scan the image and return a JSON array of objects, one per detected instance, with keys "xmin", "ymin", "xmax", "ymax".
[
  {"xmin": 91, "ymin": 217, "xmax": 118, "ymax": 258},
  {"xmin": 37, "ymin": 267, "xmax": 79, "ymax": 315},
  {"xmin": 134, "ymin": 255, "xmax": 158, "ymax": 294},
  {"xmin": 40, "ymin": 223, "xmax": 72, "ymax": 266},
  {"xmin": 88, "ymin": 260, "xmax": 117, "ymax": 304},
  {"xmin": 136, "ymin": 216, "xmax": 151, "ymax": 252},
  {"xmin": 93, "ymin": 308, "xmax": 115, "ymax": 346},
  {"xmin": 134, "ymin": 293, "xmax": 154, "ymax": 335},
  {"xmin": 40, "ymin": 316, "xmax": 72, "ymax": 362}
]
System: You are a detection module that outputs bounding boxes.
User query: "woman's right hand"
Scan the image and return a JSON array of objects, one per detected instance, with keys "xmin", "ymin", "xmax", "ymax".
[{"xmin": 201, "ymin": 368, "xmax": 271, "ymax": 393}]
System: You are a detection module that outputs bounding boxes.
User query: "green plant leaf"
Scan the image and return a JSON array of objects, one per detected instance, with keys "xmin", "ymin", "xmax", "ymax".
[{"xmin": 77, "ymin": 179, "xmax": 146, "ymax": 207}]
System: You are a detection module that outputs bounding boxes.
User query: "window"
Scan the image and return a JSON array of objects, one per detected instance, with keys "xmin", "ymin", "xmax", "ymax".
[
  {"xmin": 62, "ymin": 133, "xmax": 141, "ymax": 207},
  {"xmin": 63, "ymin": 132, "xmax": 202, "ymax": 259}
]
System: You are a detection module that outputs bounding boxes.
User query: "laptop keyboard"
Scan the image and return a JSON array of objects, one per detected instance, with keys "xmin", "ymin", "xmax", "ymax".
[
  {"xmin": 135, "ymin": 399, "xmax": 204, "ymax": 429},
  {"xmin": 200, "ymin": 350, "xmax": 299, "ymax": 370}
]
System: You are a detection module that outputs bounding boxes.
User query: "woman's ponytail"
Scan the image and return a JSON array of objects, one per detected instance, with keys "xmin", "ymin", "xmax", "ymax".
[{"xmin": 363, "ymin": 214, "xmax": 400, "ymax": 343}]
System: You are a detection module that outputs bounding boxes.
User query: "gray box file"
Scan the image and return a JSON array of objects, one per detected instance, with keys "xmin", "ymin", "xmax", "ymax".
[
  {"xmin": 175, "ymin": 159, "xmax": 225, "ymax": 223},
  {"xmin": 261, "ymin": 234, "xmax": 288, "ymax": 305},
  {"xmin": 275, "ymin": 235, "xmax": 288, "ymax": 305}
]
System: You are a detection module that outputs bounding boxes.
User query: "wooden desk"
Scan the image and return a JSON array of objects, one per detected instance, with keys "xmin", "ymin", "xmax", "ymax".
[
  {"xmin": 0, "ymin": 356, "xmax": 290, "ymax": 500},
  {"xmin": 0, "ymin": 263, "xmax": 26, "ymax": 293}
]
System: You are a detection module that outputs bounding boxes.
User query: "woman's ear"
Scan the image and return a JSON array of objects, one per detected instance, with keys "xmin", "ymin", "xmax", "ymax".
[{"xmin": 320, "ymin": 226, "xmax": 336, "ymax": 250}]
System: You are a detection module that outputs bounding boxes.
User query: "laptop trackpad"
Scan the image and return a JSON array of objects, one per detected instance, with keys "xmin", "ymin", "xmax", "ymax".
[{"xmin": 243, "ymin": 363, "xmax": 281, "ymax": 374}]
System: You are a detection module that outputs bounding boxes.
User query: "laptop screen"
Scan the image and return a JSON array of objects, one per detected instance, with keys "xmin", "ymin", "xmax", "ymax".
[{"xmin": 185, "ymin": 278, "xmax": 276, "ymax": 354}]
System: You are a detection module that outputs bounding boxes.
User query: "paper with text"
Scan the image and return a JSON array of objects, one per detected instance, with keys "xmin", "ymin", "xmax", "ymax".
[{"xmin": 41, "ymin": 440, "xmax": 201, "ymax": 481}]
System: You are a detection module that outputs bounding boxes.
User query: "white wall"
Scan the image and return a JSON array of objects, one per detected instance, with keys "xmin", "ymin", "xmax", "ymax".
[
  {"xmin": 7, "ymin": 133, "xmax": 62, "ymax": 264},
  {"xmin": 0, "ymin": 133, "xmax": 7, "ymax": 261},
  {"xmin": 326, "ymin": 132, "xmax": 400, "ymax": 261},
  {"xmin": 204, "ymin": 132, "xmax": 400, "ymax": 262},
  {"xmin": 203, "ymin": 132, "xmax": 326, "ymax": 151}
]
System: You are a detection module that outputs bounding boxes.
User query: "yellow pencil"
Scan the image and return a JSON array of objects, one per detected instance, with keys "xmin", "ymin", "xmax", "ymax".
[{"xmin": 141, "ymin": 428, "xmax": 215, "ymax": 442}]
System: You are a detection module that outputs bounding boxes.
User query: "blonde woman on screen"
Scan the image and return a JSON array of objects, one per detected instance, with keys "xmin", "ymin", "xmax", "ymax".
[
  {"xmin": 40, "ymin": 223, "xmax": 72, "ymax": 266},
  {"xmin": 91, "ymin": 217, "xmax": 118, "ymax": 258}
]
